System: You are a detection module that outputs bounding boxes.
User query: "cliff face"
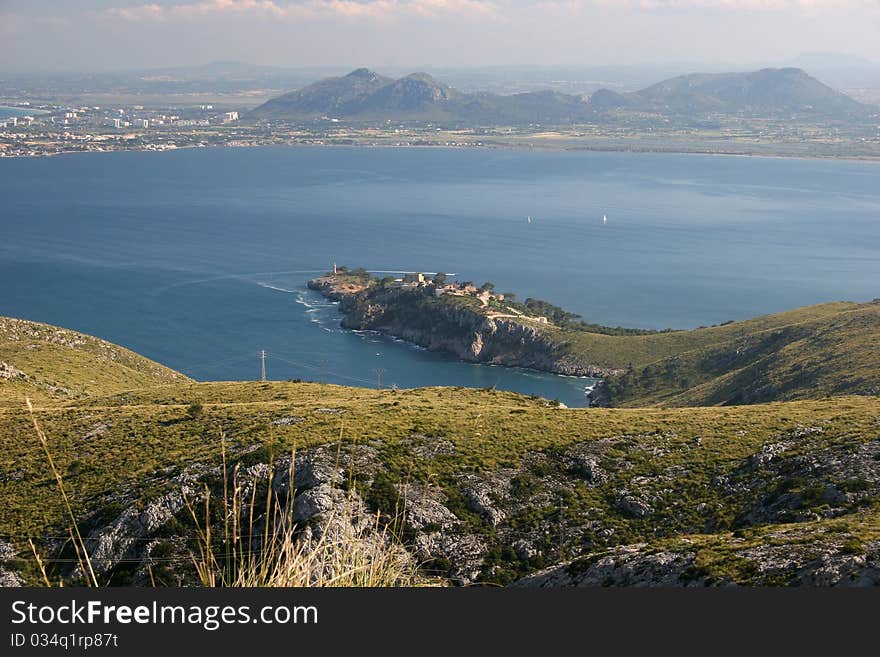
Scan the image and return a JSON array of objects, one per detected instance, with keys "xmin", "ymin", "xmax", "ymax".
[{"xmin": 308, "ymin": 277, "xmax": 622, "ymax": 387}]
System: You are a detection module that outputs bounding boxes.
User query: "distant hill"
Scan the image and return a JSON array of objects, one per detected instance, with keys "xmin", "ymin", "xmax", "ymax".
[
  {"xmin": 251, "ymin": 68, "xmax": 591, "ymax": 123},
  {"xmin": 250, "ymin": 67, "xmax": 597, "ymax": 123},
  {"xmin": 253, "ymin": 68, "xmax": 393, "ymax": 118},
  {"xmin": 251, "ymin": 67, "xmax": 869, "ymax": 124},
  {"xmin": 591, "ymin": 67, "xmax": 868, "ymax": 117},
  {"xmin": 586, "ymin": 88, "xmax": 632, "ymax": 110}
]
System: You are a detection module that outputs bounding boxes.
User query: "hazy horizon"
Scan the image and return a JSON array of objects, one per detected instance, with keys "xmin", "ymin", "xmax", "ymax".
[
  {"xmin": 2, "ymin": 1, "xmax": 879, "ymax": 74},
  {"xmin": 2, "ymin": 57, "xmax": 879, "ymax": 77}
]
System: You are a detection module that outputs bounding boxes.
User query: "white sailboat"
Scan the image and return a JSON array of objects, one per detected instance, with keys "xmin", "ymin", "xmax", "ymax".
[
  {"xmin": 602, "ymin": 214, "xmax": 608, "ymax": 225},
  {"xmin": 527, "ymin": 215, "xmax": 532, "ymax": 224}
]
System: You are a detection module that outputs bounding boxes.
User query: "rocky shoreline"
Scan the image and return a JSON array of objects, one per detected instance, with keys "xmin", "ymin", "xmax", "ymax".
[{"xmin": 307, "ymin": 274, "xmax": 621, "ymax": 406}]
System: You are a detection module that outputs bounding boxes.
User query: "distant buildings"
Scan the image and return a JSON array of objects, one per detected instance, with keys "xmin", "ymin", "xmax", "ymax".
[
  {"xmin": 113, "ymin": 118, "xmax": 122, "ymax": 129},
  {"xmin": 138, "ymin": 119, "xmax": 149, "ymax": 128},
  {"xmin": 403, "ymin": 272, "xmax": 425, "ymax": 285},
  {"xmin": 223, "ymin": 111, "xmax": 239, "ymax": 122}
]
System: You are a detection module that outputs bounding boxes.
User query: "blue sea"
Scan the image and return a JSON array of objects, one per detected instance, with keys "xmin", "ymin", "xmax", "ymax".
[{"xmin": 1, "ymin": 146, "xmax": 878, "ymax": 406}]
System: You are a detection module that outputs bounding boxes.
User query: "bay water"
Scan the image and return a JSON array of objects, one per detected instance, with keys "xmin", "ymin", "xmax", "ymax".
[{"xmin": 1, "ymin": 146, "xmax": 877, "ymax": 406}]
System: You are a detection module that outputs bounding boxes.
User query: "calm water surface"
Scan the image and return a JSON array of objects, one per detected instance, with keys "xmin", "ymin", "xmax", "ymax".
[{"xmin": 1, "ymin": 146, "xmax": 878, "ymax": 406}]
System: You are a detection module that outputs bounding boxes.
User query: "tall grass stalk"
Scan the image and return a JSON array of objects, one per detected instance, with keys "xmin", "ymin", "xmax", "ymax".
[
  {"xmin": 188, "ymin": 435, "xmax": 427, "ymax": 587},
  {"xmin": 28, "ymin": 398, "xmax": 425, "ymax": 588},
  {"xmin": 26, "ymin": 397, "xmax": 99, "ymax": 586}
]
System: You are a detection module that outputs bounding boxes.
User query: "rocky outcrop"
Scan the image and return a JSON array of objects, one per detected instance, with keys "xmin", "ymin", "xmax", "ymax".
[
  {"xmin": 461, "ymin": 478, "xmax": 507, "ymax": 526},
  {"xmin": 0, "ymin": 540, "xmax": 23, "ymax": 587},
  {"xmin": 397, "ymin": 483, "xmax": 459, "ymax": 531},
  {"xmin": 517, "ymin": 534, "xmax": 880, "ymax": 587},
  {"xmin": 86, "ymin": 464, "xmax": 213, "ymax": 576},
  {"xmin": 585, "ymin": 380, "xmax": 612, "ymax": 407},
  {"xmin": 0, "ymin": 361, "xmax": 28, "ymax": 381},
  {"xmin": 516, "ymin": 545, "xmax": 703, "ymax": 587},
  {"xmin": 0, "ymin": 569, "xmax": 24, "ymax": 587},
  {"xmin": 613, "ymin": 491, "xmax": 654, "ymax": 518},
  {"xmin": 728, "ymin": 433, "xmax": 880, "ymax": 528}
]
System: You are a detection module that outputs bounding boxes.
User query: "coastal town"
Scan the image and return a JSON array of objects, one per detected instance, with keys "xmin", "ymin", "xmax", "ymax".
[
  {"xmin": 0, "ymin": 97, "xmax": 495, "ymax": 158},
  {"xmin": 0, "ymin": 101, "xmax": 245, "ymax": 157},
  {"xmin": 3, "ymin": 98, "xmax": 879, "ymax": 159}
]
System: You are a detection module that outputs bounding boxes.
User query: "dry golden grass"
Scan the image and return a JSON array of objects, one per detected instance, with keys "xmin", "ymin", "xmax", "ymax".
[{"xmin": 187, "ymin": 434, "xmax": 430, "ymax": 587}]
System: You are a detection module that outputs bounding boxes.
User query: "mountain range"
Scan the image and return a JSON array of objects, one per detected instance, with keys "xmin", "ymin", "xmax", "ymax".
[{"xmin": 250, "ymin": 66, "xmax": 871, "ymax": 124}]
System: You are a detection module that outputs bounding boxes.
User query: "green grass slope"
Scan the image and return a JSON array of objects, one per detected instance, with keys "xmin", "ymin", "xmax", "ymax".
[
  {"xmin": 1, "ymin": 316, "xmax": 879, "ymax": 586},
  {"xmin": 3, "ymin": 382, "xmax": 880, "ymax": 585},
  {"xmin": 0, "ymin": 317, "xmax": 189, "ymax": 407},
  {"xmin": 596, "ymin": 300, "xmax": 880, "ymax": 406}
]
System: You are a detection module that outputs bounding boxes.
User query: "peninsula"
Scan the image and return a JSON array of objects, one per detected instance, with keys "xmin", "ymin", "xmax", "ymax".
[
  {"xmin": 308, "ymin": 267, "xmax": 634, "ymax": 405},
  {"xmin": 308, "ymin": 268, "xmax": 880, "ymax": 407}
]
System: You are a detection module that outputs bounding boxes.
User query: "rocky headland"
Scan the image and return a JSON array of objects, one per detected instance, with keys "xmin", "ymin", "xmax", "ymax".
[{"xmin": 307, "ymin": 271, "xmax": 622, "ymax": 405}]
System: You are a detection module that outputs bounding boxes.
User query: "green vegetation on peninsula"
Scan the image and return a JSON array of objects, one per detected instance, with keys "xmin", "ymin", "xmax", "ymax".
[{"xmin": 307, "ymin": 269, "xmax": 880, "ymax": 408}]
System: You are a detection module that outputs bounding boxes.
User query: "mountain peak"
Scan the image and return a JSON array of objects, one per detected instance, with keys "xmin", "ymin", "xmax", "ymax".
[
  {"xmin": 346, "ymin": 68, "xmax": 382, "ymax": 80},
  {"xmin": 403, "ymin": 72, "xmax": 440, "ymax": 83},
  {"xmin": 596, "ymin": 67, "xmax": 866, "ymax": 117},
  {"xmin": 755, "ymin": 66, "xmax": 809, "ymax": 78}
]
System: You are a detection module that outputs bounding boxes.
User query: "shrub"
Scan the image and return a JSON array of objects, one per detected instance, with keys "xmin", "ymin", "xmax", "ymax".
[{"xmin": 186, "ymin": 402, "xmax": 204, "ymax": 420}]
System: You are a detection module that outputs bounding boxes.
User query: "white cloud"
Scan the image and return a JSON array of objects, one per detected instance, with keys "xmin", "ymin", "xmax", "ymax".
[
  {"xmin": 104, "ymin": 0, "xmax": 499, "ymax": 22},
  {"xmin": 539, "ymin": 0, "xmax": 877, "ymax": 10}
]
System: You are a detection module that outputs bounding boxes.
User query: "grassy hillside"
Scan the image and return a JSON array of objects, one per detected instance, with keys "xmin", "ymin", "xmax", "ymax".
[
  {"xmin": 2, "ymin": 317, "xmax": 879, "ymax": 586},
  {"xmin": 590, "ymin": 300, "xmax": 880, "ymax": 406},
  {"xmin": 0, "ymin": 317, "xmax": 189, "ymax": 407},
  {"xmin": 559, "ymin": 301, "xmax": 861, "ymax": 368},
  {"xmin": 3, "ymin": 382, "xmax": 880, "ymax": 585}
]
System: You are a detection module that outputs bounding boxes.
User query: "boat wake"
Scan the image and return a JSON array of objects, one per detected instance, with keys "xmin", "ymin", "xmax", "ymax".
[
  {"xmin": 294, "ymin": 290, "xmax": 340, "ymax": 331},
  {"xmin": 257, "ymin": 282, "xmax": 297, "ymax": 294}
]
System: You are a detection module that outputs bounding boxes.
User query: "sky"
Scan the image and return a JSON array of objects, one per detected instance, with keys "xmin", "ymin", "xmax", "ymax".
[{"xmin": 1, "ymin": 1, "xmax": 879, "ymax": 72}]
